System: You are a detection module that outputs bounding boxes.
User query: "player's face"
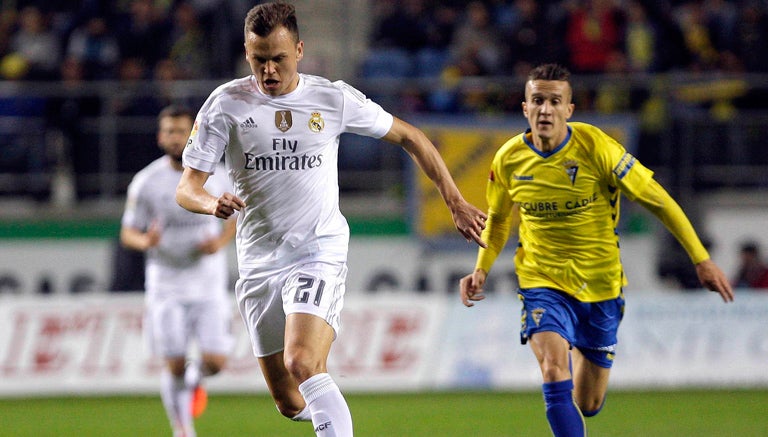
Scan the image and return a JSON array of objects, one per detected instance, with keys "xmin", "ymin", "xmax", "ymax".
[
  {"xmin": 522, "ymin": 79, "xmax": 574, "ymax": 150},
  {"xmin": 245, "ymin": 26, "xmax": 303, "ymax": 96},
  {"xmin": 158, "ymin": 116, "xmax": 193, "ymax": 163}
]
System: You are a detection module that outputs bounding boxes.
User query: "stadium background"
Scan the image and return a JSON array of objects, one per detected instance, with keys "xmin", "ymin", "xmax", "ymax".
[{"xmin": 1, "ymin": 1, "xmax": 767, "ymax": 435}]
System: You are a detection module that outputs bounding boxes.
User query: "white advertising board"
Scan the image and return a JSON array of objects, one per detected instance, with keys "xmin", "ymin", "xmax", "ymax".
[{"xmin": 1, "ymin": 291, "xmax": 766, "ymax": 397}]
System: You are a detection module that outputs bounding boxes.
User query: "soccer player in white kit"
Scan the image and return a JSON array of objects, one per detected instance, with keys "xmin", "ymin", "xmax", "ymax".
[
  {"xmin": 176, "ymin": 3, "xmax": 488, "ymax": 436},
  {"xmin": 120, "ymin": 105, "xmax": 237, "ymax": 437}
]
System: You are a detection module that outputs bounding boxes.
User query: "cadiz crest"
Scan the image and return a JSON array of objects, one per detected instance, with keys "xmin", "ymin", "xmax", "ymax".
[
  {"xmin": 532, "ymin": 308, "xmax": 545, "ymax": 327},
  {"xmin": 275, "ymin": 110, "xmax": 292, "ymax": 132},
  {"xmin": 563, "ymin": 159, "xmax": 579, "ymax": 185},
  {"xmin": 309, "ymin": 111, "xmax": 325, "ymax": 133}
]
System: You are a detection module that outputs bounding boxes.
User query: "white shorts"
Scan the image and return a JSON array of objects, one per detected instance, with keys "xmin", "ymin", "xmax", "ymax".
[
  {"xmin": 235, "ymin": 261, "xmax": 347, "ymax": 357},
  {"xmin": 145, "ymin": 296, "xmax": 234, "ymax": 358}
]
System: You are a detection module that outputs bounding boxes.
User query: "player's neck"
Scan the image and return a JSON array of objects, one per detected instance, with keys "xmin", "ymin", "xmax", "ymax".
[
  {"xmin": 532, "ymin": 137, "xmax": 557, "ymax": 153},
  {"xmin": 533, "ymin": 131, "xmax": 568, "ymax": 153}
]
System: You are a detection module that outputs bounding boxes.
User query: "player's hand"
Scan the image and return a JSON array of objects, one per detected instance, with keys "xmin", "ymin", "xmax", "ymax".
[
  {"xmin": 695, "ymin": 259, "xmax": 735, "ymax": 303},
  {"xmin": 212, "ymin": 192, "xmax": 245, "ymax": 219},
  {"xmin": 451, "ymin": 200, "xmax": 487, "ymax": 248},
  {"xmin": 459, "ymin": 269, "xmax": 487, "ymax": 307},
  {"xmin": 197, "ymin": 236, "xmax": 221, "ymax": 254}
]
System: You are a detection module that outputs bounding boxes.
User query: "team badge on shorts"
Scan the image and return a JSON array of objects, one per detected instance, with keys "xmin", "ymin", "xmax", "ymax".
[
  {"xmin": 275, "ymin": 110, "xmax": 292, "ymax": 132},
  {"xmin": 308, "ymin": 111, "xmax": 324, "ymax": 133},
  {"xmin": 531, "ymin": 308, "xmax": 545, "ymax": 327}
]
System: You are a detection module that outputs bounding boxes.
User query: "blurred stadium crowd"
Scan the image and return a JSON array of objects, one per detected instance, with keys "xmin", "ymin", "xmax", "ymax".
[
  {"xmin": 1, "ymin": 0, "xmax": 767, "ymax": 202},
  {"xmin": 2, "ymin": 0, "xmax": 767, "ymax": 83},
  {"xmin": 361, "ymin": 0, "xmax": 768, "ymax": 114},
  {"xmin": 0, "ymin": 0, "xmax": 252, "ymax": 82}
]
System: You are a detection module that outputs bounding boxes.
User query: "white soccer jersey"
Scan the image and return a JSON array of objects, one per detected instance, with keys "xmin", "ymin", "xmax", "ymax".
[
  {"xmin": 183, "ymin": 74, "xmax": 394, "ymax": 277},
  {"xmin": 122, "ymin": 157, "xmax": 232, "ymax": 300}
]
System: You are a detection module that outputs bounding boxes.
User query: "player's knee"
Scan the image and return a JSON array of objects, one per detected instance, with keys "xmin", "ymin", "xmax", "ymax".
[
  {"xmin": 579, "ymin": 396, "xmax": 606, "ymax": 417},
  {"xmin": 274, "ymin": 401, "xmax": 303, "ymax": 419},
  {"xmin": 283, "ymin": 348, "xmax": 323, "ymax": 382},
  {"xmin": 204, "ymin": 362, "xmax": 223, "ymax": 376},
  {"xmin": 539, "ymin": 361, "xmax": 571, "ymax": 382},
  {"xmin": 167, "ymin": 359, "xmax": 187, "ymax": 377},
  {"xmin": 202, "ymin": 356, "xmax": 227, "ymax": 376}
]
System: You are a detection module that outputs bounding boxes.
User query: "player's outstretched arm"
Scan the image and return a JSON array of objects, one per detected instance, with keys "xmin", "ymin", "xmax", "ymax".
[
  {"xmin": 177, "ymin": 167, "xmax": 245, "ymax": 219},
  {"xmin": 382, "ymin": 117, "xmax": 487, "ymax": 247},
  {"xmin": 633, "ymin": 178, "xmax": 734, "ymax": 303}
]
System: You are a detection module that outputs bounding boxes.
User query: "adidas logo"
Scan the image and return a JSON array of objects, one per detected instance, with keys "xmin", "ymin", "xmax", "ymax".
[{"xmin": 240, "ymin": 117, "xmax": 257, "ymax": 130}]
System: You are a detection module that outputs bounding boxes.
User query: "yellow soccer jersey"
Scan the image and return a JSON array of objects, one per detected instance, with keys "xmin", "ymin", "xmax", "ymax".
[{"xmin": 485, "ymin": 122, "xmax": 655, "ymax": 302}]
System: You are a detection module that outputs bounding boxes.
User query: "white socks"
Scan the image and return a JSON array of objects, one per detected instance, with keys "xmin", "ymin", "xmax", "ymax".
[
  {"xmin": 184, "ymin": 361, "xmax": 202, "ymax": 388},
  {"xmin": 298, "ymin": 373, "xmax": 353, "ymax": 436},
  {"xmin": 161, "ymin": 368, "xmax": 195, "ymax": 437}
]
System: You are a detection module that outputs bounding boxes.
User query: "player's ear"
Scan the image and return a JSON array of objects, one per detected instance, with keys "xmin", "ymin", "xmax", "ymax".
[
  {"xmin": 296, "ymin": 40, "xmax": 304, "ymax": 62},
  {"xmin": 522, "ymin": 101, "xmax": 528, "ymax": 117},
  {"xmin": 566, "ymin": 102, "xmax": 575, "ymax": 119}
]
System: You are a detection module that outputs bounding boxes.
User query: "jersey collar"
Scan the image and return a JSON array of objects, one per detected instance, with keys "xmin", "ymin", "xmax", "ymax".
[{"xmin": 523, "ymin": 125, "xmax": 572, "ymax": 158}]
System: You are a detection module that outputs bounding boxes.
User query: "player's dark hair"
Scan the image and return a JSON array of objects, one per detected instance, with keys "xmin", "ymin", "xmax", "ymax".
[
  {"xmin": 741, "ymin": 241, "xmax": 760, "ymax": 255},
  {"xmin": 244, "ymin": 2, "xmax": 299, "ymax": 42},
  {"xmin": 157, "ymin": 105, "xmax": 194, "ymax": 124},
  {"xmin": 528, "ymin": 64, "xmax": 571, "ymax": 82}
]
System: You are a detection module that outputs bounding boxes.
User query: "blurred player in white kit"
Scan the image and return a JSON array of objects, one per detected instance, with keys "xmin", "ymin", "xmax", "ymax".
[{"xmin": 120, "ymin": 105, "xmax": 237, "ymax": 437}]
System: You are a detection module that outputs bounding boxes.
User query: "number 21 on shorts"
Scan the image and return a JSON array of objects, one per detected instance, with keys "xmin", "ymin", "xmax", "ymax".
[{"xmin": 293, "ymin": 277, "xmax": 325, "ymax": 306}]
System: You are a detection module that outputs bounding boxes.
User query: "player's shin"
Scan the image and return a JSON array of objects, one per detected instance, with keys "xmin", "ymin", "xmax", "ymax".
[
  {"xmin": 543, "ymin": 379, "xmax": 586, "ymax": 437},
  {"xmin": 298, "ymin": 373, "xmax": 353, "ymax": 436}
]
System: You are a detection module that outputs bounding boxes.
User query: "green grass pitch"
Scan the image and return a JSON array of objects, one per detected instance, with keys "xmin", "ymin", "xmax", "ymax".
[{"xmin": 2, "ymin": 389, "xmax": 766, "ymax": 436}]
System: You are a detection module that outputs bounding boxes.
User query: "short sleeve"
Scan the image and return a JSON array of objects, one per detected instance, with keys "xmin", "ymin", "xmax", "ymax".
[
  {"xmin": 335, "ymin": 80, "xmax": 394, "ymax": 138},
  {"xmin": 183, "ymin": 97, "xmax": 230, "ymax": 173}
]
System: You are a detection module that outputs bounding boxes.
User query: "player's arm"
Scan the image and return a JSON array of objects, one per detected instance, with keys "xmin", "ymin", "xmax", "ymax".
[
  {"xmin": 197, "ymin": 215, "xmax": 237, "ymax": 254},
  {"xmin": 176, "ymin": 167, "xmax": 245, "ymax": 219},
  {"xmin": 381, "ymin": 116, "xmax": 487, "ymax": 247},
  {"xmin": 120, "ymin": 221, "xmax": 160, "ymax": 252},
  {"xmin": 633, "ymin": 178, "xmax": 734, "ymax": 302},
  {"xmin": 460, "ymin": 204, "xmax": 520, "ymax": 307},
  {"xmin": 476, "ymin": 203, "xmax": 520, "ymax": 273},
  {"xmin": 119, "ymin": 186, "xmax": 159, "ymax": 252}
]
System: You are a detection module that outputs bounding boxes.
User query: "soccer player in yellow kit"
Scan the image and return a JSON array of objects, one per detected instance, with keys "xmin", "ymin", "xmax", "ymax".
[{"xmin": 459, "ymin": 64, "xmax": 734, "ymax": 437}]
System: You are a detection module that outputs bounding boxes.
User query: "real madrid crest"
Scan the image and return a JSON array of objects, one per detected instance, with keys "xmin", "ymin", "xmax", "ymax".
[
  {"xmin": 308, "ymin": 111, "xmax": 324, "ymax": 133},
  {"xmin": 275, "ymin": 110, "xmax": 292, "ymax": 132}
]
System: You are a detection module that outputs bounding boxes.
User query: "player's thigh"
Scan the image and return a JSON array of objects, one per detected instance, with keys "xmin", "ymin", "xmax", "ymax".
[
  {"xmin": 528, "ymin": 330, "xmax": 572, "ymax": 382},
  {"xmin": 190, "ymin": 296, "xmax": 234, "ymax": 356},
  {"xmin": 284, "ymin": 312, "xmax": 335, "ymax": 371},
  {"xmin": 145, "ymin": 297, "xmax": 189, "ymax": 357},
  {"xmin": 571, "ymin": 348, "xmax": 611, "ymax": 410}
]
